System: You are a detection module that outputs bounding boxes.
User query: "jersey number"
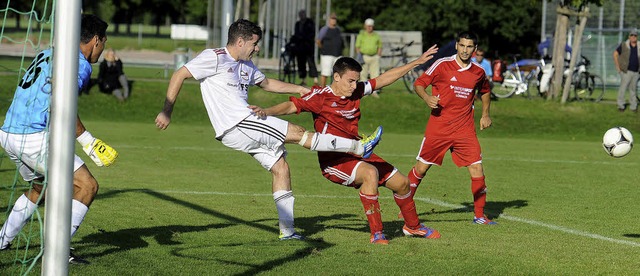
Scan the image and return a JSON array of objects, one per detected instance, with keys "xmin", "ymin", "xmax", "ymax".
[{"xmin": 19, "ymin": 52, "xmax": 50, "ymax": 90}]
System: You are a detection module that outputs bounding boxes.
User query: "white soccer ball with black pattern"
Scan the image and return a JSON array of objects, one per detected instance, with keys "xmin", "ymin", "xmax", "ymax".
[{"xmin": 602, "ymin": 127, "xmax": 633, "ymax": 158}]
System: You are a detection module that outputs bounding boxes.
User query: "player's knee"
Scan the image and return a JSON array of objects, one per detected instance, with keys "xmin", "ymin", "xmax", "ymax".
[
  {"xmin": 270, "ymin": 157, "xmax": 290, "ymax": 177},
  {"xmin": 285, "ymin": 123, "xmax": 307, "ymax": 143}
]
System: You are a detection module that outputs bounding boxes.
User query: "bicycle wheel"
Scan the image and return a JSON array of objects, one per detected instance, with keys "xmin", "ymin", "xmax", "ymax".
[
  {"xmin": 287, "ymin": 54, "xmax": 297, "ymax": 84},
  {"xmin": 278, "ymin": 54, "xmax": 287, "ymax": 81},
  {"xmin": 574, "ymin": 72, "xmax": 592, "ymax": 101},
  {"xmin": 492, "ymin": 70, "xmax": 518, "ymax": 98},
  {"xmin": 278, "ymin": 52, "xmax": 296, "ymax": 83},
  {"xmin": 402, "ymin": 67, "xmax": 420, "ymax": 93},
  {"xmin": 590, "ymin": 74, "xmax": 605, "ymax": 102}
]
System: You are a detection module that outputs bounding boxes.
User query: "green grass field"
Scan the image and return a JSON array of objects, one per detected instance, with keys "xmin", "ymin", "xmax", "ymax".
[{"xmin": 1, "ymin": 62, "xmax": 640, "ymax": 275}]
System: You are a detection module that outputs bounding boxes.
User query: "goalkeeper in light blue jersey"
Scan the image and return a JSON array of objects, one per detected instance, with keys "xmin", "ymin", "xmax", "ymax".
[{"xmin": 0, "ymin": 14, "xmax": 117, "ymax": 264}]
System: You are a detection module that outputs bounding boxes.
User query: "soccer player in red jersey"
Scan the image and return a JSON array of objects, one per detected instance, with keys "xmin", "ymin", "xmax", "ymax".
[
  {"xmin": 250, "ymin": 45, "xmax": 442, "ymax": 244},
  {"xmin": 409, "ymin": 31, "xmax": 496, "ymax": 225}
]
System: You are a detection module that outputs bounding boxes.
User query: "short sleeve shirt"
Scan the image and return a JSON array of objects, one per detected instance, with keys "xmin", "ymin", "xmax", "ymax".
[
  {"xmin": 290, "ymin": 81, "xmax": 376, "ymax": 162},
  {"xmin": 415, "ymin": 55, "xmax": 490, "ymax": 138},
  {"xmin": 184, "ymin": 48, "xmax": 266, "ymax": 138}
]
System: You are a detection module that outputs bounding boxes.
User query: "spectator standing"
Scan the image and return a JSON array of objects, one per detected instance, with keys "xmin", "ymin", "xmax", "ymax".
[
  {"xmin": 613, "ymin": 28, "xmax": 640, "ymax": 112},
  {"xmin": 98, "ymin": 48, "xmax": 130, "ymax": 101},
  {"xmin": 316, "ymin": 13, "xmax": 343, "ymax": 87},
  {"xmin": 355, "ymin": 18, "xmax": 382, "ymax": 97},
  {"xmin": 292, "ymin": 9, "xmax": 318, "ymax": 86}
]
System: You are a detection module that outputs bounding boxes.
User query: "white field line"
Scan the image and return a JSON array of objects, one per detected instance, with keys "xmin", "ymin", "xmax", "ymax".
[
  {"xmin": 120, "ymin": 145, "xmax": 639, "ymax": 166},
  {"xmin": 154, "ymin": 190, "xmax": 640, "ymax": 248}
]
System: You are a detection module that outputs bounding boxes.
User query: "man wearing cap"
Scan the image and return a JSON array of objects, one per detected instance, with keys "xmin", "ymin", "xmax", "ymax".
[
  {"xmin": 355, "ymin": 18, "xmax": 383, "ymax": 97},
  {"xmin": 613, "ymin": 28, "xmax": 640, "ymax": 112}
]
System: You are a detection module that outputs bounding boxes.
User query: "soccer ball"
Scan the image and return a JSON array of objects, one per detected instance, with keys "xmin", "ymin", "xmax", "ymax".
[{"xmin": 602, "ymin": 127, "xmax": 634, "ymax": 158}]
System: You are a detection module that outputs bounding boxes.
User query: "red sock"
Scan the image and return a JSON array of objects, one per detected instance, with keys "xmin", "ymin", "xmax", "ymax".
[
  {"xmin": 471, "ymin": 176, "xmax": 487, "ymax": 218},
  {"xmin": 394, "ymin": 191, "xmax": 420, "ymax": 228},
  {"xmin": 407, "ymin": 167, "xmax": 424, "ymax": 198},
  {"xmin": 359, "ymin": 192, "xmax": 383, "ymax": 234}
]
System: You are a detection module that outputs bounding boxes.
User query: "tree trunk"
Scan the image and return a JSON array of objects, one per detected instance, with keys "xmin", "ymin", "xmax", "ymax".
[
  {"xmin": 561, "ymin": 6, "xmax": 590, "ymax": 104},
  {"xmin": 549, "ymin": 6, "xmax": 570, "ymax": 100}
]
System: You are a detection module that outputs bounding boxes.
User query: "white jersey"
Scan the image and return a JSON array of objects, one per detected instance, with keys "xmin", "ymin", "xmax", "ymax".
[{"xmin": 185, "ymin": 48, "xmax": 266, "ymax": 138}]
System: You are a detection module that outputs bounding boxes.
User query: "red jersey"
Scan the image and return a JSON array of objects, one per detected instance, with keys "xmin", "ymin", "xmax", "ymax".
[
  {"xmin": 415, "ymin": 55, "xmax": 490, "ymax": 138},
  {"xmin": 290, "ymin": 80, "xmax": 377, "ymax": 163}
]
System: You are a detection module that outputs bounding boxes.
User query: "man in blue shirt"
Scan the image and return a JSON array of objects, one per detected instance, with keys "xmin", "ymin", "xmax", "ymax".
[
  {"xmin": 0, "ymin": 14, "xmax": 118, "ymax": 264},
  {"xmin": 471, "ymin": 48, "xmax": 497, "ymax": 100}
]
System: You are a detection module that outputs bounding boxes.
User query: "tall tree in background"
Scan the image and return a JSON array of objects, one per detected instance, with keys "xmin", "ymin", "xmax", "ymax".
[{"xmin": 548, "ymin": 0, "xmax": 603, "ymax": 102}]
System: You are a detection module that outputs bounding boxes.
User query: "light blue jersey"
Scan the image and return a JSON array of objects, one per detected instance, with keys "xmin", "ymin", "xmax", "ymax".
[{"xmin": 1, "ymin": 48, "xmax": 92, "ymax": 134}]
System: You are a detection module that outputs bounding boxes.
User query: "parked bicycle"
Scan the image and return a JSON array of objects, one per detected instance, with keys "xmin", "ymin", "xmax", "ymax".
[
  {"xmin": 492, "ymin": 55, "xmax": 541, "ymax": 99},
  {"xmin": 570, "ymin": 55, "xmax": 605, "ymax": 102},
  {"xmin": 276, "ymin": 35, "xmax": 297, "ymax": 84},
  {"xmin": 382, "ymin": 41, "xmax": 420, "ymax": 93}
]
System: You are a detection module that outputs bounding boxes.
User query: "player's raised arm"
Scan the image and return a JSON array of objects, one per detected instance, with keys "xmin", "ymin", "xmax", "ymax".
[
  {"xmin": 373, "ymin": 44, "xmax": 438, "ymax": 88},
  {"xmin": 258, "ymin": 77, "xmax": 310, "ymax": 95},
  {"xmin": 156, "ymin": 66, "xmax": 193, "ymax": 130}
]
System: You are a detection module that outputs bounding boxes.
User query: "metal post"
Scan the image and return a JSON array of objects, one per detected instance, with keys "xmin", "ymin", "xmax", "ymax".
[
  {"xmin": 43, "ymin": 0, "xmax": 80, "ymax": 274},
  {"xmin": 221, "ymin": 0, "xmax": 234, "ymax": 46},
  {"xmin": 541, "ymin": 0, "xmax": 547, "ymax": 43},
  {"xmin": 206, "ymin": 0, "xmax": 213, "ymax": 48}
]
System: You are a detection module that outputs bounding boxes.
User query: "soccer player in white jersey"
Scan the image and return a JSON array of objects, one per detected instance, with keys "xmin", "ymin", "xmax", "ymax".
[
  {"xmin": 155, "ymin": 19, "xmax": 383, "ymax": 240},
  {"xmin": 0, "ymin": 14, "xmax": 118, "ymax": 264},
  {"xmin": 249, "ymin": 46, "xmax": 442, "ymax": 244}
]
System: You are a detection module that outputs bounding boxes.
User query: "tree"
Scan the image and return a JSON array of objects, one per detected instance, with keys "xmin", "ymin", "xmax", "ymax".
[{"xmin": 547, "ymin": 0, "xmax": 604, "ymax": 103}]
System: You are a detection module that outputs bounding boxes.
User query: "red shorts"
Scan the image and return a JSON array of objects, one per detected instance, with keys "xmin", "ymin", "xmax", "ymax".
[
  {"xmin": 416, "ymin": 134, "xmax": 482, "ymax": 167},
  {"xmin": 319, "ymin": 153, "xmax": 397, "ymax": 188}
]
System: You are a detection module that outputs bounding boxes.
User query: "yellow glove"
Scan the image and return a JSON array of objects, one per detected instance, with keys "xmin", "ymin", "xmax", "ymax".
[{"xmin": 77, "ymin": 131, "xmax": 118, "ymax": 167}]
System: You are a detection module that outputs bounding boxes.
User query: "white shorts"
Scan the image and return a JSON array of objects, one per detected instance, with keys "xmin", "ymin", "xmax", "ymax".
[
  {"xmin": 0, "ymin": 130, "xmax": 84, "ymax": 182},
  {"xmin": 320, "ymin": 55, "xmax": 341, "ymax": 77},
  {"xmin": 220, "ymin": 115, "xmax": 288, "ymax": 171}
]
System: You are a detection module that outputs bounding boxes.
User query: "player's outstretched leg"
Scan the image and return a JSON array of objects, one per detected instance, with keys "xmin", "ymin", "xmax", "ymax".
[{"xmin": 360, "ymin": 126, "xmax": 383, "ymax": 159}]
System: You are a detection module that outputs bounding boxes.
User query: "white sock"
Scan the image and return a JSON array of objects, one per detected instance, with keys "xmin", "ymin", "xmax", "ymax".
[
  {"xmin": 309, "ymin": 133, "xmax": 363, "ymax": 155},
  {"xmin": 0, "ymin": 194, "xmax": 38, "ymax": 249},
  {"xmin": 70, "ymin": 199, "xmax": 89, "ymax": 238},
  {"xmin": 273, "ymin": 190, "xmax": 295, "ymax": 237}
]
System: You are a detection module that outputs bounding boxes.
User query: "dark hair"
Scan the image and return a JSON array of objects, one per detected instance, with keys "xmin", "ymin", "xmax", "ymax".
[
  {"xmin": 332, "ymin": 57, "xmax": 362, "ymax": 76},
  {"xmin": 80, "ymin": 14, "xmax": 108, "ymax": 44},
  {"xmin": 228, "ymin": 19, "xmax": 263, "ymax": 46},
  {"xmin": 456, "ymin": 31, "xmax": 478, "ymax": 46}
]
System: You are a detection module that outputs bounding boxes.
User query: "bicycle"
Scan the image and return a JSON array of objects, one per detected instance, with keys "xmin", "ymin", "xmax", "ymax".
[
  {"xmin": 382, "ymin": 41, "xmax": 420, "ymax": 93},
  {"xmin": 276, "ymin": 35, "xmax": 297, "ymax": 84},
  {"xmin": 571, "ymin": 55, "xmax": 605, "ymax": 102},
  {"xmin": 492, "ymin": 55, "xmax": 541, "ymax": 99}
]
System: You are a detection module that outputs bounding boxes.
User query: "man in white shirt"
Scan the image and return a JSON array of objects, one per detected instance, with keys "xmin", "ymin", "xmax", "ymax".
[{"xmin": 155, "ymin": 19, "xmax": 383, "ymax": 240}]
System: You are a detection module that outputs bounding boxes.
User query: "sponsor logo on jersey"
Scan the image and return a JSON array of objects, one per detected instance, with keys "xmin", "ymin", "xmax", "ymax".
[
  {"xmin": 449, "ymin": 85, "xmax": 473, "ymax": 98},
  {"xmin": 334, "ymin": 108, "xmax": 358, "ymax": 119}
]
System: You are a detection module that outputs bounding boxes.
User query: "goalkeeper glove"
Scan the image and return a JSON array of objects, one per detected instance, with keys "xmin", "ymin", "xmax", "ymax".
[{"xmin": 77, "ymin": 131, "xmax": 118, "ymax": 167}]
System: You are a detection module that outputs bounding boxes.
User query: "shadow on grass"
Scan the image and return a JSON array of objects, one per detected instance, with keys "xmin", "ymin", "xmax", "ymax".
[
  {"xmin": 82, "ymin": 188, "xmax": 341, "ymax": 275},
  {"xmin": 418, "ymin": 199, "xmax": 529, "ymax": 221},
  {"xmin": 623, "ymin": 234, "xmax": 640, "ymax": 238}
]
